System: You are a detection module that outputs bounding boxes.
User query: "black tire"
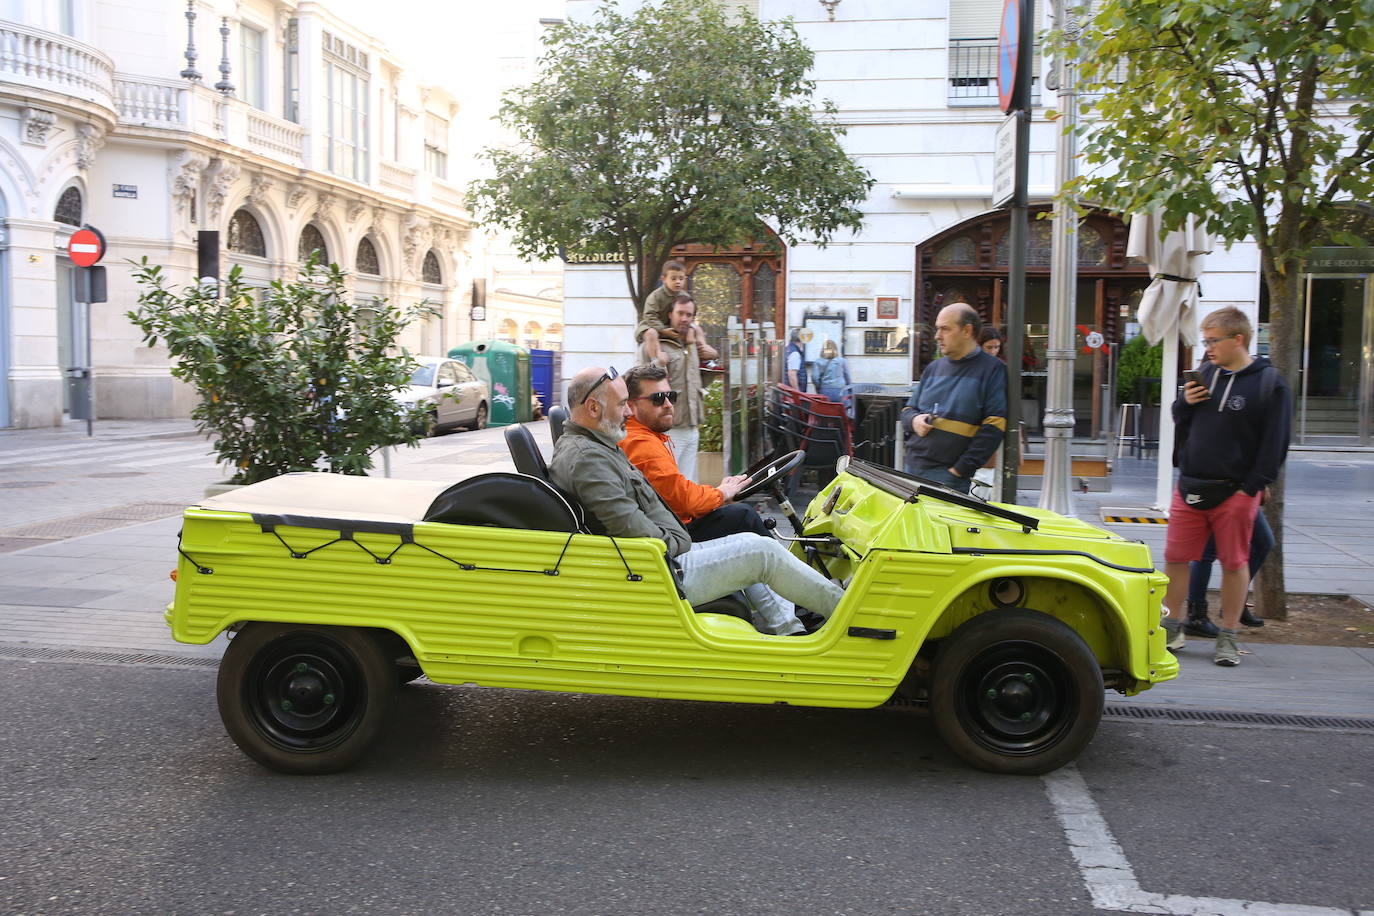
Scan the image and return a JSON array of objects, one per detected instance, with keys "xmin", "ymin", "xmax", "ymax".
[
  {"xmin": 423, "ymin": 409, "xmax": 439, "ymax": 437},
  {"xmin": 396, "ymin": 663, "xmax": 424, "ymax": 685},
  {"xmin": 930, "ymin": 609, "xmax": 1103, "ymax": 775},
  {"xmin": 473, "ymin": 402, "xmax": 489, "ymax": 430},
  {"xmin": 217, "ymin": 623, "xmax": 397, "ymax": 775}
]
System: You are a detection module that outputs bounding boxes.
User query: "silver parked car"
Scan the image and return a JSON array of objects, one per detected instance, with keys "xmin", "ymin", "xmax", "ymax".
[{"xmin": 396, "ymin": 356, "xmax": 489, "ymax": 435}]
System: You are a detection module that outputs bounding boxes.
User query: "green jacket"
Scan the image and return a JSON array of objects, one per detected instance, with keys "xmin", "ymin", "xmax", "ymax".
[
  {"xmin": 634, "ymin": 283, "xmax": 677, "ymax": 343},
  {"xmin": 548, "ymin": 420, "xmax": 691, "ymax": 557}
]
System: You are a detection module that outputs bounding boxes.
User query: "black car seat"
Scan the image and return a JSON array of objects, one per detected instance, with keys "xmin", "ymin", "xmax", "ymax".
[
  {"xmin": 548, "ymin": 405, "xmax": 569, "ymax": 443},
  {"xmin": 504, "ymin": 423, "xmax": 551, "ymax": 481}
]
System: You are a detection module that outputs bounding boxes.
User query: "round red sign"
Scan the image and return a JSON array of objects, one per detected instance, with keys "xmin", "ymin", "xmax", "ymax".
[
  {"xmin": 997, "ymin": 0, "xmax": 1022, "ymax": 113},
  {"xmin": 67, "ymin": 226, "xmax": 106, "ymax": 268}
]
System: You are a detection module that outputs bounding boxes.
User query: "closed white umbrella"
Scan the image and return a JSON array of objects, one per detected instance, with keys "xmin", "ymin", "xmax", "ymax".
[{"xmin": 1125, "ymin": 210, "xmax": 1212, "ymax": 512}]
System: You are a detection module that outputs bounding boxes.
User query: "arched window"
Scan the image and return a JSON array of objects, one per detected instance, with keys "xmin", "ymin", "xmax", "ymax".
[
  {"xmin": 422, "ymin": 249, "xmax": 442, "ymax": 285},
  {"xmin": 995, "ymin": 220, "xmax": 1053, "ymax": 267},
  {"xmin": 497, "ymin": 318, "xmax": 518, "ymax": 344},
  {"xmin": 751, "ymin": 262, "xmax": 776, "ymax": 319},
  {"xmin": 227, "ymin": 209, "xmax": 267, "ymax": 256},
  {"xmin": 523, "ymin": 320, "xmax": 542, "ymax": 349},
  {"xmin": 299, "ymin": 223, "xmax": 328, "ymax": 264},
  {"xmin": 545, "ymin": 322, "xmax": 563, "ymax": 351},
  {"xmin": 933, "ymin": 235, "xmax": 977, "ymax": 267},
  {"xmin": 355, "ymin": 237, "xmax": 380, "ymax": 275},
  {"xmin": 687, "ymin": 262, "xmax": 742, "ymax": 344},
  {"xmin": 54, "ymin": 187, "xmax": 83, "ymax": 226}
]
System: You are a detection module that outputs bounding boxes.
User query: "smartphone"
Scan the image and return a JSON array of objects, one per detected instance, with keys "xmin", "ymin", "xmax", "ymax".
[{"xmin": 1182, "ymin": 369, "xmax": 1203, "ymax": 387}]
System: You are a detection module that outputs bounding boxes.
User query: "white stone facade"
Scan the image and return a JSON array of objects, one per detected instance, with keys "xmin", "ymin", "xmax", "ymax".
[
  {"xmin": 0, "ymin": 0, "xmax": 561, "ymax": 428},
  {"xmin": 559, "ymin": 0, "xmax": 1268, "ymax": 396}
]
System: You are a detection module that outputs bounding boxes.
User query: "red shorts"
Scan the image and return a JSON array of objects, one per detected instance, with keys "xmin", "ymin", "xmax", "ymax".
[{"xmin": 1164, "ymin": 488, "xmax": 1261, "ymax": 570}]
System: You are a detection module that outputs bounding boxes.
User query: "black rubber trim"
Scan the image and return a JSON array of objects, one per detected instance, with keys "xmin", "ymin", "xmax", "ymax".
[
  {"xmin": 950, "ymin": 546, "xmax": 1155, "ymax": 574},
  {"xmin": 847, "ymin": 626, "xmax": 897, "ymax": 640},
  {"xmin": 252, "ymin": 513, "xmax": 414, "ymax": 538}
]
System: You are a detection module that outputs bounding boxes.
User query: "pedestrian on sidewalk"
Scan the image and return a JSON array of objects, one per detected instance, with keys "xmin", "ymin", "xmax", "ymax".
[
  {"xmin": 1160, "ymin": 307, "xmax": 1291, "ymax": 666},
  {"xmin": 811, "ymin": 339, "xmax": 851, "ymax": 403},
  {"xmin": 899, "ymin": 303, "xmax": 1007, "ymax": 494}
]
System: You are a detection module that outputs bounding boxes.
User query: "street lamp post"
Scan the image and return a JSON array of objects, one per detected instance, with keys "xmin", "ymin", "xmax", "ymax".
[{"xmin": 1039, "ymin": 0, "xmax": 1081, "ymax": 517}]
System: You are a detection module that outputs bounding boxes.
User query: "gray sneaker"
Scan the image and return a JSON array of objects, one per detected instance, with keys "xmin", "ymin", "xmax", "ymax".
[
  {"xmin": 1163, "ymin": 617, "xmax": 1185, "ymax": 651},
  {"xmin": 1214, "ymin": 629, "xmax": 1240, "ymax": 666}
]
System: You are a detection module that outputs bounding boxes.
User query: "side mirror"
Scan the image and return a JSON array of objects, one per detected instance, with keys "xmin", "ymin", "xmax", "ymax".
[{"xmin": 436, "ymin": 379, "xmax": 454, "ymax": 388}]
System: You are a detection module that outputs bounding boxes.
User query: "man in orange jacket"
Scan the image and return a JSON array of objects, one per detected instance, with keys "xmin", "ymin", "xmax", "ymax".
[{"xmin": 619, "ymin": 364, "xmax": 771, "ymax": 543}]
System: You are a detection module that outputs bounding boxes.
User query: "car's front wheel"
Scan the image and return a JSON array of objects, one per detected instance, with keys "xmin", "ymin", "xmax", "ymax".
[
  {"xmin": 930, "ymin": 609, "xmax": 1103, "ymax": 775},
  {"xmin": 217, "ymin": 623, "xmax": 397, "ymax": 774},
  {"xmin": 472, "ymin": 402, "xmax": 489, "ymax": 430}
]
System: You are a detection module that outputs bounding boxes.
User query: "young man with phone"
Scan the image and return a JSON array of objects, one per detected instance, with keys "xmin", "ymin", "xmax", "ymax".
[{"xmin": 1159, "ymin": 307, "xmax": 1291, "ymax": 666}]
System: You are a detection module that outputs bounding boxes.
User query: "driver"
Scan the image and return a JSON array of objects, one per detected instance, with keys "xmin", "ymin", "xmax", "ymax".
[
  {"xmin": 618, "ymin": 364, "xmax": 771, "ymax": 543},
  {"xmin": 549, "ymin": 365, "xmax": 844, "ymax": 636}
]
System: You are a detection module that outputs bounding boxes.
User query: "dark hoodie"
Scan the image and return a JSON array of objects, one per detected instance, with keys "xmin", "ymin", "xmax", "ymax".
[{"xmin": 1172, "ymin": 356, "xmax": 1291, "ymax": 495}]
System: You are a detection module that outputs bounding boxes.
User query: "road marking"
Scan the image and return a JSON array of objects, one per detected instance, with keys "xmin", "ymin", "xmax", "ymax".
[{"xmin": 1044, "ymin": 766, "xmax": 1374, "ymax": 916}]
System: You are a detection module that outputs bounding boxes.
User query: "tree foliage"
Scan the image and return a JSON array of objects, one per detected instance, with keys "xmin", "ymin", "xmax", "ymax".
[
  {"xmin": 468, "ymin": 0, "xmax": 873, "ymax": 313},
  {"xmin": 1052, "ymin": 0, "xmax": 1374, "ymax": 618},
  {"xmin": 129, "ymin": 258, "xmax": 431, "ymax": 484}
]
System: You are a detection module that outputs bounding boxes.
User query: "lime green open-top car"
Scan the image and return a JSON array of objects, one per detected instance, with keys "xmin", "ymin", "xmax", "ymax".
[{"xmin": 167, "ymin": 430, "xmax": 1176, "ymax": 777}]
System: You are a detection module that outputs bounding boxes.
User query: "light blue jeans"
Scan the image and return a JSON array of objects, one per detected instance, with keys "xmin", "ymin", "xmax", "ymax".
[{"xmin": 677, "ymin": 532, "xmax": 845, "ymax": 635}]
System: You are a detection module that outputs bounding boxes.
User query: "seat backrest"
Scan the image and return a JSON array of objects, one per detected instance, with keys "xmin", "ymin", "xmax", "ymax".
[
  {"xmin": 549, "ymin": 405, "xmax": 569, "ymax": 443},
  {"xmin": 423, "ymin": 471, "xmax": 583, "ymax": 533},
  {"xmin": 504, "ymin": 424, "xmax": 550, "ymax": 481}
]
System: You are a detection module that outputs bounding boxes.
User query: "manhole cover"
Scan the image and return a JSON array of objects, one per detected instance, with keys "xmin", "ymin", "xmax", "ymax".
[
  {"xmin": 0, "ymin": 481, "xmax": 56, "ymax": 489},
  {"xmin": 86, "ymin": 471, "xmax": 149, "ymax": 478}
]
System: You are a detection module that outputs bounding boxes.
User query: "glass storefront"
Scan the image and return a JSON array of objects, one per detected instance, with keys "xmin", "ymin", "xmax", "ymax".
[{"xmin": 1301, "ymin": 272, "xmax": 1373, "ymax": 444}]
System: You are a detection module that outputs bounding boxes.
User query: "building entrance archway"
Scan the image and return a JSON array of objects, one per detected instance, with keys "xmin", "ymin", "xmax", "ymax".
[{"xmin": 915, "ymin": 208, "xmax": 1149, "ymax": 437}]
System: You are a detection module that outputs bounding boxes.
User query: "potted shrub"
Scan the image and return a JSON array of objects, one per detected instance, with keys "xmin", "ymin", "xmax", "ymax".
[
  {"xmin": 128, "ymin": 257, "xmax": 432, "ymax": 488},
  {"xmin": 696, "ymin": 377, "xmax": 724, "ymax": 484}
]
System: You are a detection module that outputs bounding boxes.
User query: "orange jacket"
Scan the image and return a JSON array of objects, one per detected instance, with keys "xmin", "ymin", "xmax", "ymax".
[{"xmin": 619, "ymin": 417, "xmax": 723, "ymax": 524}]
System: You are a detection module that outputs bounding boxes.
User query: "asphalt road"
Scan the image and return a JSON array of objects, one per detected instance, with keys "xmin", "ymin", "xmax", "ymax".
[{"xmin": 2, "ymin": 658, "xmax": 1371, "ymax": 916}]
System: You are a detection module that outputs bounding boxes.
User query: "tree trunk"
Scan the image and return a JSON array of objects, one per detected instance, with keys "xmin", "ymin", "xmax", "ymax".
[{"xmin": 1252, "ymin": 260, "xmax": 1301, "ymax": 621}]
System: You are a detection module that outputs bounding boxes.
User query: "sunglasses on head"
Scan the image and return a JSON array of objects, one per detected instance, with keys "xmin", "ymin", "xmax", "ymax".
[
  {"xmin": 580, "ymin": 366, "xmax": 619, "ymax": 405},
  {"xmin": 629, "ymin": 389, "xmax": 680, "ymax": 407}
]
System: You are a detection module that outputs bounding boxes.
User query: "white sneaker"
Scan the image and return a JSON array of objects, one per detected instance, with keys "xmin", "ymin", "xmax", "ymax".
[{"xmin": 1163, "ymin": 617, "xmax": 1185, "ymax": 651}]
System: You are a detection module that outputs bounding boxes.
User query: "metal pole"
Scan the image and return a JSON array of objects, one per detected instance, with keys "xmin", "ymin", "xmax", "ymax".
[
  {"xmin": 1001, "ymin": 107, "xmax": 1030, "ymax": 504},
  {"xmin": 1040, "ymin": 0, "xmax": 1080, "ymax": 516}
]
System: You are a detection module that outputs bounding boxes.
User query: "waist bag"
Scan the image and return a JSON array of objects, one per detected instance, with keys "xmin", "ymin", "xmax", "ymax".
[{"xmin": 1177, "ymin": 475, "xmax": 1239, "ymax": 510}]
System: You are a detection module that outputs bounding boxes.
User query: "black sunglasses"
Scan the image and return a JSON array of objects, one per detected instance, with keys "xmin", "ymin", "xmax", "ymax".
[
  {"xmin": 629, "ymin": 389, "xmax": 680, "ymax": 407},
  {"xmin": 580, "ymin": 366, "xmax": 619, "ymax": 405}
]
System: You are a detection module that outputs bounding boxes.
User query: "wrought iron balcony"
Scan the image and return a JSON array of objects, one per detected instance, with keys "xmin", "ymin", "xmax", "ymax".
[{"xmin": 948, "ymin": 37, "xmax": 1041, "ymax": 108}]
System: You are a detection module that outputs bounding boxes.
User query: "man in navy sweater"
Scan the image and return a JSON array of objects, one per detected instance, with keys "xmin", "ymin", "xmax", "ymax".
[
  {"xmin": 899, "ymin": 303, "xmax": 1008, "ymax": 494},
  {"xmin": 1160, "ymin": 306, "xmax": 1291, "ymax": 667}
]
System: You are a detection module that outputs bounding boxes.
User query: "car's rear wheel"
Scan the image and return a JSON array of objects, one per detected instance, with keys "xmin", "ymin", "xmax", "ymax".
[
  {"xmin": 931, "ymin": 609, "xmax": 1103, "ymax": 775},
  {"xmin": 217, "ymin": 623, "xmax": 396, "ymax": 775},
  {"xmin": 423, "ymin": 408, "xmax": 439, "ymax": 437},
  {"xmin": 473, "ymin": 402, "xmax": 489, "ymax": 430}
]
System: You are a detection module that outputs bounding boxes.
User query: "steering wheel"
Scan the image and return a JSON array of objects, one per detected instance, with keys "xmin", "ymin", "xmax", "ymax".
[{"xmin": 733, "ymin": 450, "xmax": 805, "ymax": 501}]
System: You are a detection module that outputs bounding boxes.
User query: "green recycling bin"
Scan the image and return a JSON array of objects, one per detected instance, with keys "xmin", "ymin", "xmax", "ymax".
[{"xmin": 449, "ymin": 340, "xmax": 531, "ymax": 427}]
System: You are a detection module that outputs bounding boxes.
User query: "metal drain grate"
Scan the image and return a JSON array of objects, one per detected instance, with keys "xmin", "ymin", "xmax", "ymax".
[
  {"xmin": 0, "ymin": 502, "xmax": 187, "ymax": 539},
  {"xmin": 0, "ymin": 644, "xmax": 218, "ymax": 670},
  {"xmin": 1104, "ymin": 702, "xmax": 1374, "ymax": 731}
]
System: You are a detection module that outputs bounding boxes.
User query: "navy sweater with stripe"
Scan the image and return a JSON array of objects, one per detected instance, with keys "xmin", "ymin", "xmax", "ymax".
[{"xmin": 900, "ymin": 348, "xmax": 1008, "ymax": 477}]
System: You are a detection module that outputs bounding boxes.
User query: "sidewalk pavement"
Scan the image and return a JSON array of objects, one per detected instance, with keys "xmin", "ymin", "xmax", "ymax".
[{"xmin": 0, "ymin": 419, "xmax": 1371, "ymax": 721}]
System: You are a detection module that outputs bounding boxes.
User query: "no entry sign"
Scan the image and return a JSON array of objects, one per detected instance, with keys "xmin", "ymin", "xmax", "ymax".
[{"xmin": 67, "ymin": 226, "xmax": 106, "ymax": 267}]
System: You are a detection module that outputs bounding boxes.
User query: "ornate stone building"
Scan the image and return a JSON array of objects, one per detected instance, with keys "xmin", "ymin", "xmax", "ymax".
[{"xmin": 0, "ymin": 0, "xmax": 485, "ymax": 427}]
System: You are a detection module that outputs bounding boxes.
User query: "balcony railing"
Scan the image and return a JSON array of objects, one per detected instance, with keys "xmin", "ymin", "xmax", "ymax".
[
  {"xmin": 380, "ymin": 161, "xmax": 417, "ymax": 196},
  {"xmin": 0, "ymin": 21, "xmax": 116, "ymax": 115},
  {"xmin": 247, "ymin": 110, "xmax": 305, "ymax": 161},
  {"xmin": 948, "ymin": 37, "xmax": 1040, "ymax": 107},
  {"xmin": 114, "ymin": 74, "xmax": 185, "ymax": 126}
]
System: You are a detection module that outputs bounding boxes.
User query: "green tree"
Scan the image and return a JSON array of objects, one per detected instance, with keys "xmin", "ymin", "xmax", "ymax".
[
  {"xmin": 468, "ymin": 0, "xmax": 873, "ymax": 317},
  {"xmin": 1053, "ymin": 0, "xmax": 1374, "ymax": 618},
  {"xmin": 129, "ymin": 258, "xmax": 432, "ymax": 484}
]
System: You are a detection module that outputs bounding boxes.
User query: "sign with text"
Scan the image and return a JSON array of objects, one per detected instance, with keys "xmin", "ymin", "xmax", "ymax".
[{"xmin": 992, "ymin": 113, "xmax": 1018, "ymax": 208}]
